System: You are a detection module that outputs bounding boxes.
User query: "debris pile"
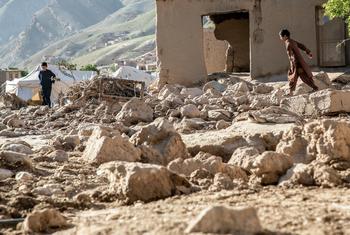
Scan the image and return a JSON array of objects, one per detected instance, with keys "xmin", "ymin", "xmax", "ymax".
[{"xmin": 0, "ymin": 70, "xmax": 349, "ymax": 234}]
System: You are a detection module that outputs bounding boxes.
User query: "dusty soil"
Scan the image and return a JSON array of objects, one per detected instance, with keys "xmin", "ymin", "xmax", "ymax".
[{"xmin": 51, "ymin": 187, "xmax": 350, "ymax": 235}]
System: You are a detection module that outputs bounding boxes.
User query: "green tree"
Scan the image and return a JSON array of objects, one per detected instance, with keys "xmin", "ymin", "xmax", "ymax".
[
  {"xmin": 324, "ymin": 0, "xmax": 350, "ymax": 33},
  {"xmin": 58, "ymin": 60, "xmax": 77, "ymax": 70},
  {"xmin": 20, "ymin": 70, "xmax": 29, "ymax": 77},
  {"xmin": 81, "ymin": 64, "xmax": 99, "ymax": 74}
]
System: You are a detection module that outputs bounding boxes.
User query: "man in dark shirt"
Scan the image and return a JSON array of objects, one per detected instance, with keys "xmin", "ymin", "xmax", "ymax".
[{"xmin": 39, "ymin": 62, "xmax": 56, "ymax": 107}]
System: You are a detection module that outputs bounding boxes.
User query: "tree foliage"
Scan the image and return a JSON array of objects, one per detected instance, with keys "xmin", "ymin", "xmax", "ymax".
[
  {"xmin": 81, "ymin": 64, "xmax": 99, "ymax": 74},
  {"xmin": 324, "ymin": 0, "xmax": 350, "ymax": 32}
]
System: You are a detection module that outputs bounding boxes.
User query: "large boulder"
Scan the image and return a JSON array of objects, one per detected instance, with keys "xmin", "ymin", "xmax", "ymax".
[
  {"xmin": 83, "ymin": 127, "xmax": 141, "ymax": 165},
  {"xmin": 116, "ymin": 98, "xmax": 153, "ymax": 125},
  {"xmin": 97, "ymin": 161, "xmax": 192, "ymax": 203},
  {"xmin": 252, "ymin": 151, "xmax": 293, "ymax": 185},
  {"xmin": 130, "ymin": 119, "xmax": 189, "ymax": 165},
  {"xmin": 185, "ymin": 206, "xmax": 262, "ymax": 234}
]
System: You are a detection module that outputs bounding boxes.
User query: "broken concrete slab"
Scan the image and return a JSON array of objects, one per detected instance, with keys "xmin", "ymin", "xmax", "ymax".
[{"xmin": 281, "ymin": 90, "xmax": 350, "ymax": 116}]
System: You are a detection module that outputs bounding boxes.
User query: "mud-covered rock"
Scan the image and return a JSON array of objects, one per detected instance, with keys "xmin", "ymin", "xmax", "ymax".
[
  {"xmin": 97, "ymin": 161, "xmax": 192, "ymax": 203},
  {"xmin": 252, "ymin": 151, "xmax": 293, "ymax": 185},
  {"xmin": 83, "ymin": 127, "xmax": 141, "ymax": 165},
  {"xmin": 116, "ymin": 98, "xmax": 154, "ymax": 125},
  {"xmin": 23, "ymin": 209, "xmax": 68, "ymax": 233},
  {"xmin": 185, "ymin": 206, "xmax": 262, "ymax": 234},
  {"xmin": 130, "ymin": 119, "xmax": 189, "ymax": 165}
]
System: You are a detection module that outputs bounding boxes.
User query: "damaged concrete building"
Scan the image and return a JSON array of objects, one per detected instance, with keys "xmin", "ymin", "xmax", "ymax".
[{"xmin": 156, "ymin": 0, "xmax": 349, "ymax": 86}]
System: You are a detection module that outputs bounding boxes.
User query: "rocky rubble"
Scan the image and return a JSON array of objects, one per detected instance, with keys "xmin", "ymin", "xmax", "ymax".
[{"xmin": 0, "ymin": 71, "xmax": 349, "ymax": 234}]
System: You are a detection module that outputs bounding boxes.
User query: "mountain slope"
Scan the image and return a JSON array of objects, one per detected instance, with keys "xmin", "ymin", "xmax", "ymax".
[
  {"xmin": 0, "ymin": 0, "xmax": 47, "ymax": 44},
  {"xmin": 0, "ymin": 0, "xmax": 124, "ymax": 66},
  {"xmin": 19, "ymin": 0, "xmax": 156, "ymax": 68}
]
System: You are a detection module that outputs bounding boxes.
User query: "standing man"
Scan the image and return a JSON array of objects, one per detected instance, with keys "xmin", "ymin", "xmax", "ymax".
[
  {"xmin": 39, "ymin": 62, "xmax": 56, "ymax": 107},
  {"xmin": 279, "ymin": 29, "xmax": 319, "ymax": 96}
]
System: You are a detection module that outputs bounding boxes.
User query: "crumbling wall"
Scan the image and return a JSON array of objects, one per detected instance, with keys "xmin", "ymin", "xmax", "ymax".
[
  {"xmin": 203, "ymin": 29, "xmax": 228, "ymax": 74},
  {"xmin": 156, "ymin": 0, "xmax": 327, "ymax": 86}
]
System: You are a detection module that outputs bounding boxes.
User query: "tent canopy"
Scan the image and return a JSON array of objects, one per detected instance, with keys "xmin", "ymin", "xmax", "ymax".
[
  {"xmin": 6, "ymin": 64, "xmax": 97, "ymax": 104},
  {"xmin": 112, "ymin": 66, "xmax": 154, "ymax": 86}
]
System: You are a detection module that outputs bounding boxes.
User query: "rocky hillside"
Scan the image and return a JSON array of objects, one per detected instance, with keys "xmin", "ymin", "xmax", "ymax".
[{"xmin": 0, "ymin": 0, "xmax": 155, "ymax": 68}]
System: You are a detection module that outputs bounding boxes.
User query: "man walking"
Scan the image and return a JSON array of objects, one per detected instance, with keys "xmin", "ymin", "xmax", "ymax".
[
  {"xmin": 39, "ymin": 62, "xmax": 56, "ymax": 107},
  {"xmin": 279, "ymin": 29, "xmax": 319, "ymax": 96}
]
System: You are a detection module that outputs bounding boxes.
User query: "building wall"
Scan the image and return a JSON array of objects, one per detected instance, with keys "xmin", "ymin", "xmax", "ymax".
[
  {"xmin": 203, "ymin": 29, "xmax": 228, "ymax": 74},
  {"xmin": 214, "ymin": 18, "xmax": 250, "ymax": 72},
  {"xmin": 156, "ymin": 0, "xmax": 327, "ymax": 86}
]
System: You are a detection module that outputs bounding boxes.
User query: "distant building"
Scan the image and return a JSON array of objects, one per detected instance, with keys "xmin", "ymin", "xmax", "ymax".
[
  {"xmin": 0, "ymin": 69, "xmax": 22, "ymax": 85},
  {"xmin": 137, "ymin": 64, "xmax": 146, "ymax": 71},
  {"xmin": 146, "ymin": 64, "xmax": 157, "ymax": 71}
]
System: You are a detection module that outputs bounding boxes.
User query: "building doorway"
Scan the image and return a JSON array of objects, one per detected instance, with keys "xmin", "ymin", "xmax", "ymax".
[{"xmin": 202, "ymin": 11, "xmax": 250, "ymax": 74}]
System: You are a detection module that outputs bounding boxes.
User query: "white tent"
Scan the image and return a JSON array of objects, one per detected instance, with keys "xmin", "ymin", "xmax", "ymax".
[
  {"xmin": 112, "ymin": 66, "xmax": 154, "ymax": 86},
  {"xmin": 6, "ymin": 64, "xmax": 97, "ymax": 105}
]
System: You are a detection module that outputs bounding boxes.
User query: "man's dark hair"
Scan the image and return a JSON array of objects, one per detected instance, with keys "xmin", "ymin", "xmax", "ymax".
[
  {"xmin": 279, "ymin": 29, "xmax": 290, "ymax": 38},
  {"xmin": 41, "ymin": 62, "xmax": 48, "ymax": 67}
]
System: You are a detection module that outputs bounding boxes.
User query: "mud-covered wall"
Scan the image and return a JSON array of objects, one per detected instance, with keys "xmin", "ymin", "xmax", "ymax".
[
  {"xmin": 156, "ymin": 0, "xmax": 327, "ymax": 86},
  {"xmin": 203, "ymin": 29, "xmax": 228, "ymax": 74}
]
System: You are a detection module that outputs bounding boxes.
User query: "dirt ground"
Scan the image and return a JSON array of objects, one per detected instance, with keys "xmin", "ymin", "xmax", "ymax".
[{"xmin": 50, "ymin": 187, "xmax": 350, "ymax": 235}]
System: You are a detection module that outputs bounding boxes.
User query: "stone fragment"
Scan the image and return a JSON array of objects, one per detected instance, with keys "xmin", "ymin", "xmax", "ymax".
[
  {"xmin": 228, "ymin": 147, "xmax": 260, "ymax": 172},
  {"xmin": 281, "ymin": 90, "xmax": 350, "ymax": 116},
  {"xmin": 83, "ymin": 127, "xmax": 141, "ymax": 165},
  {"xmin": 313, "ymin": 164, "xmax": 342, "ymax": 187},
  {"xmin": 1, "ymin": 143, "xmax": 33, "ymax": 154},
  {"xmin": 203, "ymin": 81, "xmax": 227, "ymax": 93},
  {"xmin": 23, "ymin": 209, "xmax": 68, "ymax": 233},
  {"xmin": 15, "ymin": 171, "xmax": 34, "ymax": 182},
  {"xmin": 252, "ymin": 151, "xmax": 293, "ymax": 185},
  {"xmin": 168, "ymin": 152, "xmax": 248, "ymax": 182},
  {"xmin": 0, "ymin": 151, "xmax": 32, "ymax": 170},
  {"xmin": 97, "ymin": 161, "xmax": 192, "ymax": 203},
  {"xmin": 0, "ymin": 168, "xmax": 13, "ymax": 180},
  {"xmin": 180, "ymin": 87, "xmax": 203, "ymax": 98},
  {"xmin": 180, "ymin": 104, "xmax": 201, "ymax": 118},
  {"xmin": 48, "ymin": 150, "xmax": 69, "ymax": 162},
  {"xmin": 253, "ymin": 83, "xmax": 273, "ymax": 94},
  {"xmin": 130, "ymin": 119, "xmax": 189, "ymax": 165},
  {"xmin": 248, "ymin": 106, "xmax": 302, "ymax": 124},
  {"xmin": 216, "ymin": 120, "xmax": 231, "ymax": 130},
  {"xmin": 116, "ymin": 98, "xmax": 153, "ymax": 125},
  {"xmin": 185, "ymin": 206, "xmax": 262, "ymax": 234},
  {"xmin": 278, "ymin": 164, "xmax": 314, "ymax": 186}
]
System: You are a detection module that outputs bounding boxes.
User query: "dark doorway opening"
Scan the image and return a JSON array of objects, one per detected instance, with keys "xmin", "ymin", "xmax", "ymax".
[{"xmin": 202, "ymin": 11, "xmax": 250, "ymax": 74}]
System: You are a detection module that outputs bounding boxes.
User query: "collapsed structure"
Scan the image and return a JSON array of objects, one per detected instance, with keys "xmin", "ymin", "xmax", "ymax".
[{"xmin": 156, "ymin": 0, "xmax": 349, "ymax": 86}]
